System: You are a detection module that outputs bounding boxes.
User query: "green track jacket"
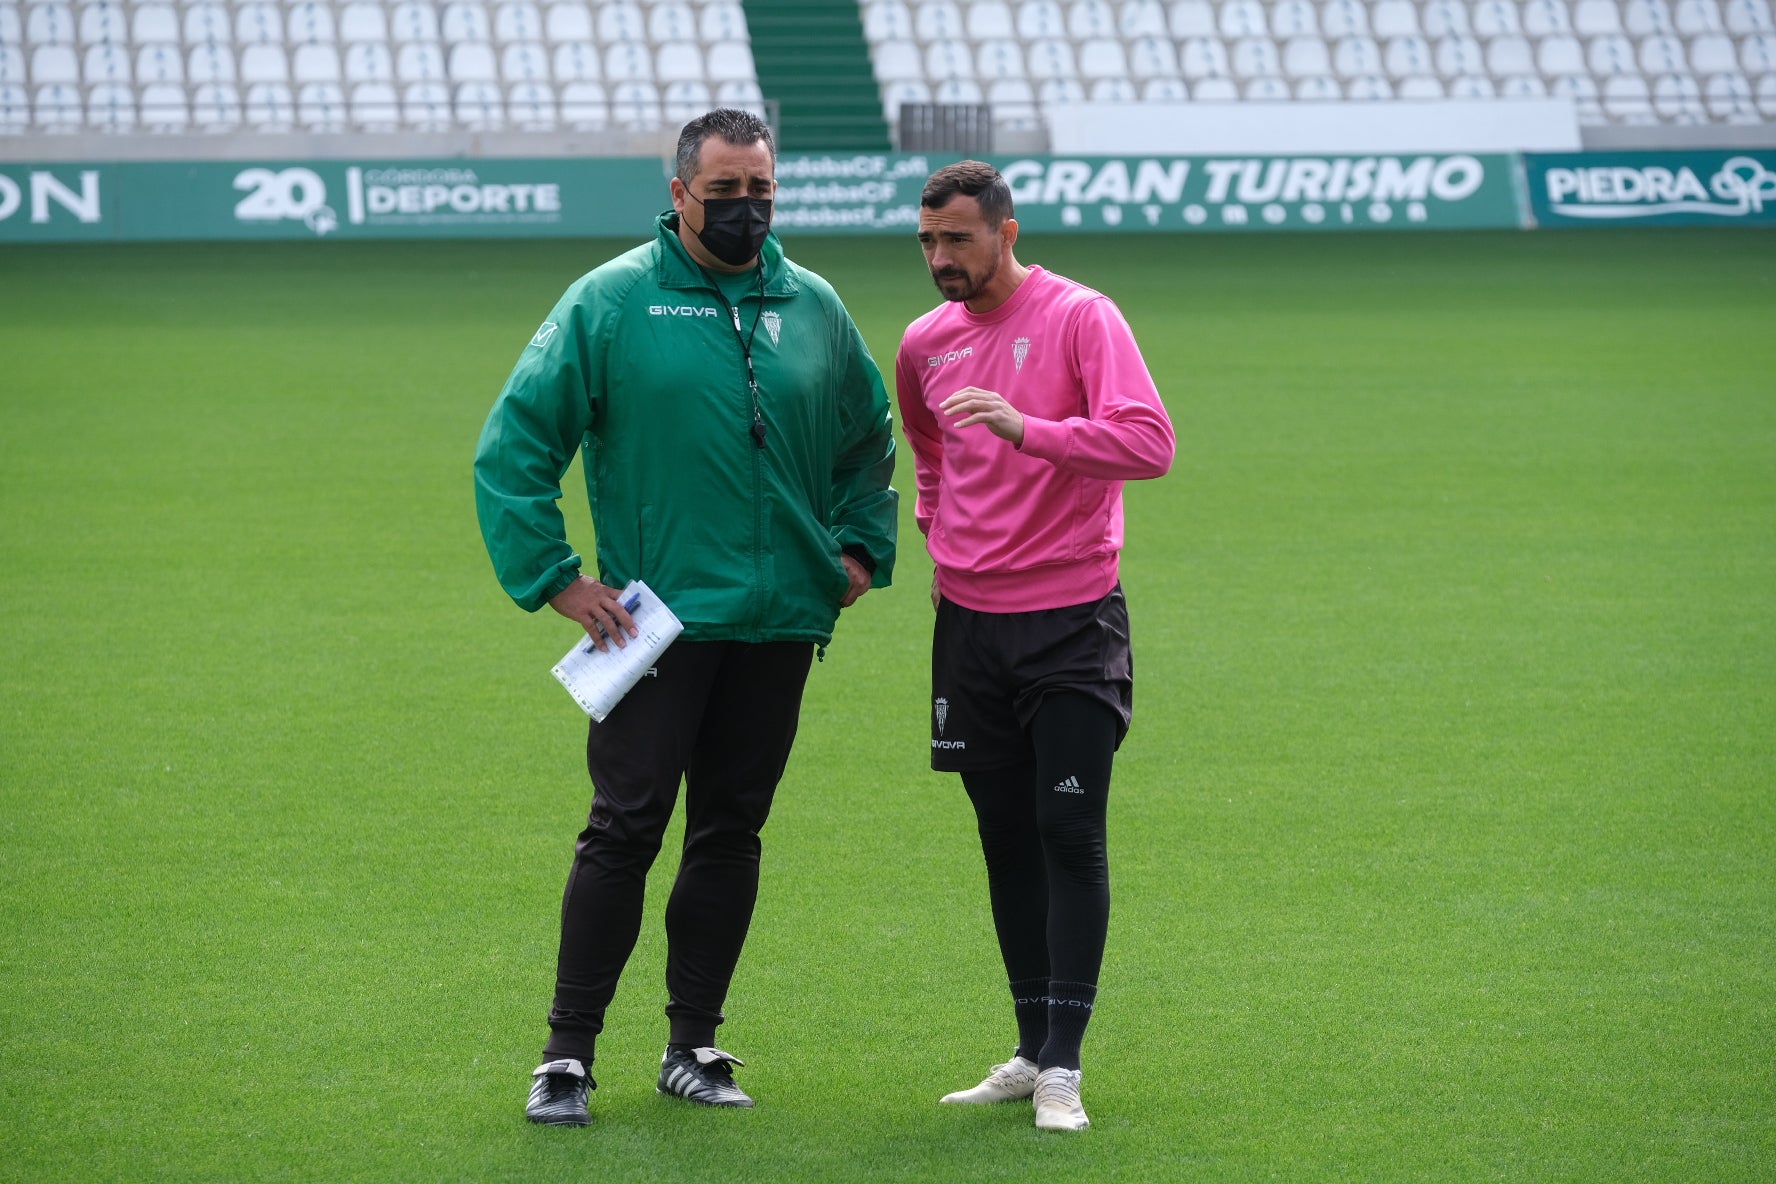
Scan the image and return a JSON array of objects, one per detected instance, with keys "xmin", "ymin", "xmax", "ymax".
[{"xmin": 474, "ymin": 212, "xmax": 897, "ymax": 645}]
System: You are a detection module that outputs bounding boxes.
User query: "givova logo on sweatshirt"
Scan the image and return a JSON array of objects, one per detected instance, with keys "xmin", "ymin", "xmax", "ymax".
[{"xmin": 928, "ymin": 347, "xmax": 973, "ymax": 368}]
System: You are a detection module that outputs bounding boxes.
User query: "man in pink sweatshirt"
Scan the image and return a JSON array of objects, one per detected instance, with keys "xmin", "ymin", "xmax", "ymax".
[{"xmin": 895, "ymin": 161, "xmax": 1176, "ymax": 1132}]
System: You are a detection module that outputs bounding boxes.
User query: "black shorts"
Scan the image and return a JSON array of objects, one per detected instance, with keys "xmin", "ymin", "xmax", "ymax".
[{"xmin": 929, "ymin": 585, "xmax": 1133, "ymax": 771}]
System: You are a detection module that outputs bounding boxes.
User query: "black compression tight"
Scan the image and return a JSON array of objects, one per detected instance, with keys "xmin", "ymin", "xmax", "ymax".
[{"xmin": 961, "ymin": 691, "xmax": 1117, "ymax": 1070}]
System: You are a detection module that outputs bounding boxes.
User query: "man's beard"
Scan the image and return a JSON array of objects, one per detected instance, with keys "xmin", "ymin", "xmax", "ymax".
[{"xmin": 931, "ymin": 253, "xmax": 999, "ymax": 303}]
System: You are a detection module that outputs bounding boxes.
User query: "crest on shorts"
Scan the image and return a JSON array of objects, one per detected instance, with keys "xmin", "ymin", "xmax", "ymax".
[
  {"xmin": 762, "ymin": 310, "xmax": 782, "ymax": 346},
  {"xmin": 934, "ymin": 696, "xmax": 949, "ymax": 735},
  {"xmin": 1013, "ymin": 336, "xmax": 1030, "ymax": 371}
]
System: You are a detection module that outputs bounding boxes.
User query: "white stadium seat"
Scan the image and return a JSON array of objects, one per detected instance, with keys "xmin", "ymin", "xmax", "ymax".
[
  {"xmin": 1640, "ymin": 33, "xmax": 1688, "ymax": 73},
  {"xmin": 26, "ymin": 4, "xmax": 73, "ymax": 47},
  {"xmin": 864, "ymin": 0, "xmax": 914, "ymax": 40},
  {"xmin": 298, "ymin": 82, "xmax": 348, "ymax": 131},
  {"xmin": 715, "ymin": 79, "xmax": 765, "ymax": 111},
  {"xmin": 1129, "ymin": 34, "xmax": 1179, "ymax": 77},
  {"xmin": 341, "ymin": 4, "xmax": 389, "ymax": 43},
  {"xmin": 79, "ymin": 2, "xmax": 127, "ymax": 47},
  {"xmin": 1295, "ymin": 73, "xmax": 1340, "ymax": 98},
  {"xmin": 236, "ymin": 3, "xmax": 282, "ymax": 47},
  {"xmin": 1332, "ymin": 34, "xmax": 1382, "ymax": 76},
  {"xmin": 1078, "ymin": 37, "xmax": 1129, "ymax": 78},
  {"xmin": 1486, "ymin": 36, "xmax": 1535, "ymax": 76},
  {"xmin": 662, "ymin": 78, "xmax": 712, "ymax": 122},
  {"xmin": 294, "ymin": 44, "xmax": 342, "ymax": 83},
  {"xmin": 501, "ymin": 42, "xmax": 548, "ymax": 82},
  {"xmin": 287, "ymin": 2, "xmax": 336, "ymax": 46},
  {"xmin": 559, "ymin": 80, "xmax": 608, "ymax": 128},
  {"xmin": 701, "ymin": 3, "xmax": 749, "ymax": 43},
  {"xmin": 403, "ymin": 81, "xmax": 452, "ymax": 129},
  {"xmin": 131, "ymin": 4, "xmax": 178, "ymax": 45},
  {"xmin": 1471, "ymin": 0, "xmax": 1521, "ymax": 36},
  {"xmin": 1320, "ymin": 0, "xmax": 1368, "ymax": 37},
  {"xmin": 397, "ymin": 43, "xmax": 446, "ymax": 82},
  {"xmin": 1246, "ymin": 74, "xmax": 1289, "ymax": 98},
  {"xmin": 346, "ymin": 42, "xmax": 395, "ymax": 83},
  {"xmin": 1168, "ymin": 0, "xmax": 1216, "ymax": 37},
  {"xmin": 1027, "ymin": 37, "xmax": 1079, "ymax": 76},
  {"xmin": 245, "ymin": 81, "xmax": 295, "ymax": 131},
  {"xmin": 1398, "ymin": 74, "xmax": 1444, "ymax": 96},
  {"xmin": 0, "ymin": 46, "xmax": 22, "ymax": 88},
  {"xmin": 0, "ymin": 82, "xmax": 20, "ymax": 134},
  {"xmin": 546, "ymin": 3, "xmax": 594, "ymax": 42},
  {"xmin": 456, "ymin": 79, "xmax": 503, "ymax": 129},
  {"xmin": 1370, "ymin": 0, "xmax": 1418, "ymax": 36},
  {"xmin": 1037, "ymin": 75, "xmax": 1087, "ymax": 104},
  {"xmin": 351, "ymin": 81, "xmax": 400, "ymax": 129},
  {"xmin": 1653, "ymin": 72, "xmax": 1704, "ymax": 117},
  {"xmin": 873, "ymin": 39, "xmax": 922, "ymax": 80},
  {"xmin": 708, "ymin": 41, "xmax": 755, "ymax": 81},
  {"xmin": 497, "ymin": 2, "xmax": 544, "ymax": 43},
  {"xmin": 83, "ymin": 43, "xmax": 130, "ymax": 84},
  {"xmin": 1018, "ymin": 0, "xmax": 1067, "ymax": 39},
  {"xmin": 0, "ymin": 7, "xmax": 18, "ymax": 52},
  {"xmin": 934, "ymin": 75, "xmax": 984, "ymax": 102},
  {"xmin": 1283, "ymin": 35, "xmax": 1331, "ymax": 76},
  {"xmin": 605, "ymin": 41, "xmax": 652, "ymax": 81},
  {"xmin": 1550, "ymin": 73, "xmax": 1601, "ymax": 121},
  {"xmin": 1675, "ymin": 0, "xmax": 1725, "ymax": 30},
  {"xmin": 1120, "ymin": 0, "xmax": 1169, "ymax": 38},
  {"xmin": 1537, "ymin": 35, "xmax": 1586, "ymax": 74},
  {"xmin": 610, "ymin": 79, "xmax": 661, "ymax": 128},
  {"xmin": 1703, "ymin": 71, "xmax": 1755, "ymax": 116},
  {"xmin": 136, "ymin": 43, "xmax": 182, "ymax": 85},
  {"xmin": 1218, "ymin": 0, "xmax": 1266, "ymax": 37},
  {"xmin": 1069, "ymin": 0, "xmax": 1118, "ymax": 38},
  {"xmin": 391, "ymin": 2, "xmax": 441, "ymax": 43},
  {"xmin": 1625, "ymin": 0, "xmax": 1676, "ymax": 32},
  {"xmin": 1500, "ymin": 74, "xmax": 1548, "ymax": 96},
  {"xmin": 1744, "ymin": 32, "xmax": 1776, "ymax": 70},
  {"xmin": 597, "ymin": 4, "xmax": 645, "ymax": 43},
  {"xmin": 449, "ymin": 42, "xmax": 498, "ymax": 82},
  {"xmin": 1272, "ymin": 0, "xmax": 1319, "ymax": 36},
  {"xmin": 966, "ymin": 0, "xmax": 1016, "ymax": 39},
  {"xmin": 915, "ymin": 0, "xmax": 965, "ymax": 40},
  {"xmin": 1192, "ymin": 74, "xmax": 1239, "ymax": 98},
  {"xmin": 140, "ymin": 81, "xmax": 187, "ymax": 130},
  {"xmin": 881, "ymin": 77, "xmax": 931, "ymax": 118},
  {"xmin": 442, "ymin": 3, "xmax": 493, "ymax": 45},
  {"xmin": 1449, "ymin": 74, "xmax": 1496, "ymax": 97},
  {"xmin": 1344, "ymin": 73, "xmax": 1392, "ymax": 98},
  {"xmin": 1437, "ymin": 35, "xmax": 1486, "ymax": 76},
  {"xmin": 1180, "ymin": 35, "xmax": 1231, "ymax": 77},
  {"xmin": 1587, "ymin": 33, "xmax": 1638, "ymax": 75},
  {"xmin": 554, "ymin": 41, "xmax": 601, "ymax": 82},
  {"xmin": 191, "ymin": 81, "xmax": 242, "ymax": 131},
  {"xmin": 1421, "ymin": 0, "xmax": 1468, "ymax": 37},
  {"xmin": 1230, "ymin": 35, "xmax": 1280, "ymax": 76},
  {"xmin": 241, "ymin": 44, "xmax": 289, "ymax": 84},
  {"xmin": 1725, "ymin": 0, "xmax": 1773, "ymax": 31},
  {"xmin": 36, "ymin": 82, "xmax": 82, "ymax": 131},
  {"xmin": 655, "ymin": 41, "xmax": 704, "ymax": 82},
  {"xmin": 31, "ymin": 44, "xmax": 79, "ymax": 85},
  {"xmin": 1143, "ymin": 75, "xmax": 1188, "ymax": 99},
  {"xmin": 1522, "ymin": 0, "xmax": 1573, "ymax": 35},
  {"xmin": 187, "ymin": 44, "xmax": 234, "ymax": 84},
  {"xmin": 1602, "ymin": 74, "xmax": 1652, "ymax": 119},
  {"xmin": 87, "ymin": 81, "xmax": 133, "ymax": 132},
  {"xmin": 1382, "ymin": 34, "xmax": 1432, "ymax": 77},
  {"xmin": 648, "ymin": 3, "xmax": 697, "ymax": 43},
  {"xmin": 1091, "ymin": 75, "xmax": 1136, "ymax": 98},
  {"xmin": 1573, "ymin": 0, "xmax": 1623, "ymax": 33},
  {"xmin": 977, "ymin": 39, "xmax": 1027, "ymax": 80},
  {"xmin": 925, "ymin": 41, "xmax": 973, "ymax": 79}
]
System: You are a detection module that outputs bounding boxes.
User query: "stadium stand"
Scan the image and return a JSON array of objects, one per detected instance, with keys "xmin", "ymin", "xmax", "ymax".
[{"xmin": 0, "ymin": 0, "xmax": 1771, "ymax": 147}]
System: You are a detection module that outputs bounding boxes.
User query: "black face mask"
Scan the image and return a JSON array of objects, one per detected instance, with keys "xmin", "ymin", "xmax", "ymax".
[{"xmin": 685, "ymin": 192, "xmax": 772, "ymax": 267}]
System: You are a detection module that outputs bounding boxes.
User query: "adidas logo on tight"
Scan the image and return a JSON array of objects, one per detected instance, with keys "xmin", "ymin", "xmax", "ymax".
[{"xmin": 1052, "ymin": 775, "xmax": 1083, "ymax": 794}]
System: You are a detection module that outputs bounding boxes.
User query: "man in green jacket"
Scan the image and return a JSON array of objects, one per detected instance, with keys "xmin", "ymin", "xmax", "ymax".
[{"xmin": 474, "ymin": 108, "xmax": 897, "ymax": 1127}]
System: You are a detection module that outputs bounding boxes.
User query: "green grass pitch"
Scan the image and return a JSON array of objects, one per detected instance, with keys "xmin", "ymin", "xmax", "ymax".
[{"xmin": 1, "ymin": 227, "xmax": 1772, "ymax": 1182}]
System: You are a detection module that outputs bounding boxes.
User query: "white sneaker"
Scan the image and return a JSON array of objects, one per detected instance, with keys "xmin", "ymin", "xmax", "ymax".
[
  {"xmin": 939, "ymin": 1054, "xmax": 1039, "ymax": 1104},
  {"xmin": 1033, "ymin": 1066, "xmax": 1089, "ymax": 1131}
]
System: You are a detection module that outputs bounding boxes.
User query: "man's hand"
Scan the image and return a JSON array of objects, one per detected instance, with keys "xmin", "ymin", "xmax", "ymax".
[
  {"xmin": 940, "ymin": 386, "xmax": 1025, "ymax": 446},
  {"xmin": 838, "ymin": 554, "xmax": 872, "ymax": 608},
  {"xmin": 549, "ymin": 575, "xmax": 638, "ymax": 652}
]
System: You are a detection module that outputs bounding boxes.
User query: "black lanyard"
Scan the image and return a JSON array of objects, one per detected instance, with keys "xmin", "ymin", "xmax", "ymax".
[{"xmin": 706, "ymin": 265, "xmax": 769, "ymax": 449}]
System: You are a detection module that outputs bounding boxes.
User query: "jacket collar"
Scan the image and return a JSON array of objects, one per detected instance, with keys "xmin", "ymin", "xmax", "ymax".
[{"xmin": 655, "ymin": 210, "xmax": 799, "ymax": 297}]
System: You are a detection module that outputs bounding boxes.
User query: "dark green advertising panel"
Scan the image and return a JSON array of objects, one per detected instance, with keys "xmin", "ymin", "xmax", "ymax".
[
  {"xmin": 5, "ymin": 151, "xmax": 1525, "ymax": 243},
  {"xmin": 0, "ymin": 157, "xmax": 668, "ymax": 243},
  {"xmin": 773, "ymin": 151, "xmax": 1523, "ymax": 234},
  {"xmin": 1525, "ymin": 150, "xmax": 1776, "ymax": 228}
]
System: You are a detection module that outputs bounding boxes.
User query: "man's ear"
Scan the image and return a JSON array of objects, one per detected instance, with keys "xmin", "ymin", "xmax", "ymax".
[
  {"xmin": 1002, "ymin": 217, "xmax": 1020, "ymax": 251},
  {"xmin": 670, "ymin": 177, "xmax": 688, "ymax": 216}
]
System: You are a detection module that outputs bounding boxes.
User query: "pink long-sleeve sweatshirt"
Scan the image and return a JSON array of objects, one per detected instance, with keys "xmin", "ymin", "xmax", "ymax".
[{"xmin": 894, "ymin": 265, "xmax": 1176, "ymax": 614}]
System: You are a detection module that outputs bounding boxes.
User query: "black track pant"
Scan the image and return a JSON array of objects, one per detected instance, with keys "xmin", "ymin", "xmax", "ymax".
[
  {"xmin": 961, "ymin": 691, "xmax": 1118, "ymax": 1070},
  {"xmin": 541, "ymin": 639, "xmax": 814, "ymax": 1064}
]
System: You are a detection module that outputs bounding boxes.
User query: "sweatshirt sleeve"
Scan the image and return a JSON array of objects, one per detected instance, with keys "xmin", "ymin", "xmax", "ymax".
[
  {"xmin": 828, "ymin": 313, "xmax": 900, "ymax": 588},
  {"xmin": 893, "ymin": 336, "xmax": 944, "ymax": 539},
  {"xmin": 1017, "ymin": 296, "xmax": 1175, "ymax": 481},
  {"xmin": 472, "ymin": 290, "xmax": 599, "ymax": 612}
]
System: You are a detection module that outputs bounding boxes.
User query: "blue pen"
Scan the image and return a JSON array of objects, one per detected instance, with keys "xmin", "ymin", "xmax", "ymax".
[{"xmin": 585, "ymin": 592, "xmax": 644, "ymax": 652}]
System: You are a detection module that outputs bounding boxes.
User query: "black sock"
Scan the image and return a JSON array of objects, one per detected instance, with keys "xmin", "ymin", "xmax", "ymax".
[
  {"xmin": 1038, "ymin": 980, "xmax": 1098, "ymax": 1071},
  {"xmin": 1009, "ymin": 976, "xmax": 1050, "ymax": 1062}
]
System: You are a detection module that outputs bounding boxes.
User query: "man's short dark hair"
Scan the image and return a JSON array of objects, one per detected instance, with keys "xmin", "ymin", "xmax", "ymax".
[
  {"xmin": 921, "ymin": 161, "xmax": 1014, "ymax": 229},
  {"xmin": 675, "ymin": 108, "xmax": 776, "ymax": 183}
]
